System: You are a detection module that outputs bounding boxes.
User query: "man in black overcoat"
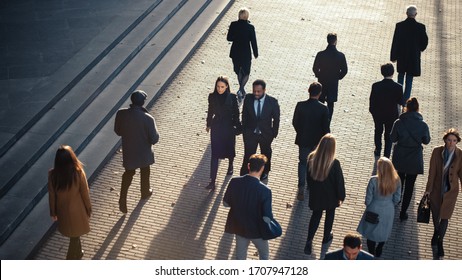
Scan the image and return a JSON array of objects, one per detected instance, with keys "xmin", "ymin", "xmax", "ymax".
[
  {"xmin": 312, "ymin": 33, "xmax": 348, "ymax": 120},
  {"xmin": 292, "ymin": 82, "xmax": 330, "ymax": 200},
  {"xmin": 369, "ymin": 63, "xmax": 404, "ymax": 158},
  {"xmin": 240, "ymin": 79, "xmax": 280, "ymax": 180},
  {"xmin": 390, "ymin": 5, "xmax": 428, "ymax": 103}
]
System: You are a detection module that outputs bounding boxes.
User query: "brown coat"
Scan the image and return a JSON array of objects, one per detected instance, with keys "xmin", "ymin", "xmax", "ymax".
[
  {"xmin": 425, "ymin": 146, "xmax": 462, "ymax": 219},
  {"xmin": 48, "ymin": 169, "xmax": 92, "ymax": 237}
]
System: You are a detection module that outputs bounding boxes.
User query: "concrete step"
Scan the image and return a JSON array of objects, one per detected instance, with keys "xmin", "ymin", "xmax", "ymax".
[{"xmin": 0, "ymin": 0, "xmax": 234, "ymax": 259}]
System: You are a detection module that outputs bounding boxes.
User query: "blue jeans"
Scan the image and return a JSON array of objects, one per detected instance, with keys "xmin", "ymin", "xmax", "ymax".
[
  {"xmin": 398, "ymin": 72, "xmax": 414, "ymax": 103},
  {"xmin": 298, "ymin": 146, "xmax": 313, "ymax": 189},
  {"xmin": 235, "ymin": 235, "xmax": 269, "ymax": 260}
]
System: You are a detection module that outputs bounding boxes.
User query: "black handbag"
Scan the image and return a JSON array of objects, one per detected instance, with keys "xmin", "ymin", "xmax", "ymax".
[
  {"xmin": 364, "ymin": 211, "xmax": 379, "ymax": 224},
  {"xmin": 417, "ymin": 194, "xmax": 431, "ymax": 223},
  {"xmin": 261, "ymin": 218, "xmax": 282, "ymax": 240}
]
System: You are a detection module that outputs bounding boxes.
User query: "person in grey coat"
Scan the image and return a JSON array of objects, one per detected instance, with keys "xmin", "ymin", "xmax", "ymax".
[
  {"xmin": 357, "ymin": 157, "xmax": 401, "ymax": 258},
  {"xmin": 390, "ymin": 97, "xmax": 430, "ymax": 221},
  {"xmin": 114, "ymin": 90, "xmax": 160, "ymax": 213}
]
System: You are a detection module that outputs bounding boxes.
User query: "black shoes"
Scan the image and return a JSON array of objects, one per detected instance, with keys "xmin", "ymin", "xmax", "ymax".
[
  {"xmin": 141, "ymin": 188, "xmax": 153, "ymax": 199},
  {"xmin": 399, "ymin": 211, "xmax": 408, "ymax": 221},
  {"xmin": 205, "ymin": 182, "xmax": 216, "ymax": 191},
  {"xmin": 304, "ymin": 240, "xmax": 313, "ymax": 255}
]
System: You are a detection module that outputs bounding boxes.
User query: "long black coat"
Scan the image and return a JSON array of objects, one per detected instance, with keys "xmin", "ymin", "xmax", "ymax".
[
  {"xmin": 206, "ymin": 92, "xmax": 241, "ymax": 158},
  {"xmin": 307, "ymin": 159, "xmax": 346, "ymax": 210},
  {"xmin": 390, "ymin": 18, "xmax": 428, "ymax": 76},
  {"xmin": 312, "ymin": 45, "xmax": 348, "ymax": 103},
  {"xmin": 227, "ymin": 19, "xmax": 258, "ymax": 63},
  {"xmin": 292, "ymin": 98, "xmax": 330, "ymax": 149},
  {"xmin": 369, "ymin": 78, "xmax": 404, "ymax": 121},
  {"xmin": 390, "ymin": 111, "xmax": 431, "ymax": 174}
]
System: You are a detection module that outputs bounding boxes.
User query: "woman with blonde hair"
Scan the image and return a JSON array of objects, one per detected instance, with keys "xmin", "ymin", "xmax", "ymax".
[
  {"xmin": 357, "ymin": 157, "xmax": 401, "ymax": 258},
  {"xmin": 48, "ymin": 145, "xmax": 92, "ymax": 259},
  {"xmin": 304, "ymin": 134, "xmax": 346, "ymax": 258}
]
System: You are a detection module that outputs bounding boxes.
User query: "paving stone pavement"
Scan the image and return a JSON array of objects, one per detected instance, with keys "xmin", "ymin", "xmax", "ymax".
[{"xmin": 33, "ymin": 0, "xmax": 462, "ymax": 260}]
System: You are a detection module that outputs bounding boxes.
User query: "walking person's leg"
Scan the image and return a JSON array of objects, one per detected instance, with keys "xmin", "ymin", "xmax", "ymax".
[{"xmin": 119, "ymin": 169, "xmax": 135, "ymax": 213}]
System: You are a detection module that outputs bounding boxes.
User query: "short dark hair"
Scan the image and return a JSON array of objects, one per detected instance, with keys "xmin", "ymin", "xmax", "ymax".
[
  {"xmin": 443, "ymin": 128, "xmax": 461, "ymax": 143},
  {"xmin": 248, "ymin": 154, "xmax": 268, "ymax": 172},
  {"xmin": 130, "ymin": 90, "xmax": 147, "ymax": 106},
  {"xmin": 343, "ymin": 232, "xmax": 362, "ymax": 249},
  {"xmin": 405, "ymin": 97, "xmax": 419, "ymax": 112},
  {"xmin": 327, "ymin": 33, "xmax": 337, "ymax": 44},
  {"xmin": 252, "ymin": 79, "xmax": 266, "ymax": 90},
  {"xmin": 308, "ymin": 82, "xmax": 322, "ymax": 96},
  {"xmin": 381, "ymin": 63, "xmax": 394, "ymax": 77}
]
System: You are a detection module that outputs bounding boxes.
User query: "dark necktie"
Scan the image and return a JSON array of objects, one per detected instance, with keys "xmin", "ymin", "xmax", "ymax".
[{"xmin": 255, "ymin": 99, "xmax": 261, "ymax": 134}]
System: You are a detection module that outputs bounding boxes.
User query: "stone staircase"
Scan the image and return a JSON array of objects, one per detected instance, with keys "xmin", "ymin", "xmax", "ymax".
[{"xmin": 0, "ymin": 0, "xmax": 234, "ymax": 259}]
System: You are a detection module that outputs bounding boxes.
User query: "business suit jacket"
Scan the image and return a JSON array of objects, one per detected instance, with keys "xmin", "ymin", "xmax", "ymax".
[
  {"xmin": 426, "ymin": 146, "xmax": 462, "ymax": 219},
  {"xmin": 242, "ymin": 93, "xmax": 280, "ymax": 141},
  {"xmin": 324, "ymin": 248, "xmax": 374, "ymax": 260},
  {"xmin": 313, "ymin": 45, "xmax": 348, "ymax": 103},
  {"xmin": 390, "ymin": 18, "xmax": 428, "ymax": 76},
  {"xmin": 223, "ymin": 175, "xmax": 273, "ymax": 239},
  {"xmin": 369, "ymin": 78, "xmax": 404, "ymax": 121},
  {"xmin": 227, "ymin": 19, "xmax": 258, "ymax": 63},
  {"xmin": 292, "ymin": 98, "xmax": 330, "ymax": 149},
  {"xmin": 114, "ymin": 105, "xmax": 160, "ymax": 170}
]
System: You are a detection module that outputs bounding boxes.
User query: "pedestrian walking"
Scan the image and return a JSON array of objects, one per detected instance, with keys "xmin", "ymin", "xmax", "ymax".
[
  {"xmin": 206, "ymin": 76, "xmax": 241, "ymax": 191},
  {"xmin": 324, "ymin": 232, "xmax": 374, "ymax": 260},
  {"xmin": 114, "ymin": 90, "xmax": 160, "ymax": 213},
  {"xmin": 356, "ymin": 157, "xmax": 401, "ymax": 258},
  {"xmin": 390, "ymin": 97, "xmax": 430, "ymax": 221},
  {"xmin": 425, "ymin": 128, "xmax": 462, "ymax": 260},
  {"xmin": 312, "ymin": 33, "xmax": 348, "ymax": 120},
  {"xmin": 223, "ymin": 154, "xmax": 274, "ymax": 260},
  {"xmin": 303, "ymin": 133, "xmax": 346, "ymax": 259},
  {"xmin": 390, "ymin": 5, "xmax": 428, "ymax": 103},
  {"xmin": 227, "ymin": 7, "xmax": 258, "ymax": 104},
  {"xmin": 48, "ymin": 145, "xmax": 92, "ymax": 260}
]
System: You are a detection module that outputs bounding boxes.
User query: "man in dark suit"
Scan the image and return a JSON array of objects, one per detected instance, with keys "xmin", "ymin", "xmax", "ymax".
[
  {"xmin": 223, "ymin": 154, "xmax": 274, "ymax": 260},
  {"xmin": 227, "ymin": 7, "xmax": 258, "ymax": 103},
  {"xmin": 369, "ymin": 63, "xmax": 404, "ymax": 158},
  {"xmin": 324, "ymin": 233, "xmax": 374, "ymax": 260},
  {"xmin": 240, "ymin": 79, "xmax": 280, "ymax": 180},
  {"xmin": 292, "ymin": 82, "xmax": 330, "ymax": 200},
  {"xmin": 313, "ymin": 33, "xmax": 348, "ymax": 120},
  {"xmin": 390, "ymin": 5, "xmax": 428, "ymax": 103}
]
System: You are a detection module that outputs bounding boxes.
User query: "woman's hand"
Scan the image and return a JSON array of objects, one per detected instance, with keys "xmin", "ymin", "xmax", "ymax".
[
  {"xmin": 338, "ymin": 200, "xmax": 343, "ymax": 207},
  {"xmin": 51, "ymin": 216, "xmax": 58, "ymax": 221}
]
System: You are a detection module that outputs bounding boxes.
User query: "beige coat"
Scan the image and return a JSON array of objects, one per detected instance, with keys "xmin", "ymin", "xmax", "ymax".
[
  {"xmin": 425, "ymin": 146, "xmax": 462, "ymax": 219},
  {"xmin": 48, "ymin": 169, "xmax": 92, "ymax": 237}
]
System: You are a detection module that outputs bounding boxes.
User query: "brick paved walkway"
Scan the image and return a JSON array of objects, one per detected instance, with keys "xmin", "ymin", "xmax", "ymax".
[{"xmin": 33, "ymin": 0, "xmax": 462, "ymax": 260}]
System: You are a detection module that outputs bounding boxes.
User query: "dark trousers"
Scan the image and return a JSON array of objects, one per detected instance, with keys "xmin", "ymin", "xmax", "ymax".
[
  {"xmin": 240, "ymin": 133, "xmax": 273, "ymax": 175},
  {"xmin": 306, "ymin": 208, "xmax": 336, "ymax": 243},
  {"xmin": 431, "ymin": 214, "xmax": 449, "ymax": 257},
  {"xmin": 120, "ymin": 166, "xmax": 151, "ymax": 204},
  {"xmin": 298, "ymin": 146, "xmax": 313, "ymax": 188},
  {"xmin": 373, "ymin": 118, "xmax": 395, "ymax": 157},
  {"xmin": 398, "ymin": 72, "xmax": 414, "ymax": 103},
  {"xmin": 366, "ymin": 240, "xmax": 385, "ymax": 257},
  {"xmin": 210, "ymin": 156, "xmax": 233, "ymax": 182},
  {"xmin": 66, "ymin": 236, "xmax": 82, "ymax": 260},
  {"xmin": 398, "ymin": 172, "xmax": 417, "ymax": 214}
]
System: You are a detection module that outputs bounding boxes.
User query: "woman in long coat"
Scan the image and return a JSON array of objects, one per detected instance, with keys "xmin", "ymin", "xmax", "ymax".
[
  {"xmin": 390, "ymin": 97, "xmax": 430, "ymax": 221},
  {"xmin": 357, "ymin": 157, "xmax": 401, "ymax": 258},
  {"xmin": 227, "ymin": 7, "xmax": 258, "ymax": 102},
  {"xmin": 425, "ymin": 128, "xmax": 462, "ymax": 260},
  {"xmin": 48, "ymin": 145, "xmax": 92, "ymax": 260},
  {"xmin": 304, "ymin": 134, "xmax": 346, "ymax": 259},
  {"xmin": 206, "ymin": 76, "xmax": 241, "ymax": 191}
]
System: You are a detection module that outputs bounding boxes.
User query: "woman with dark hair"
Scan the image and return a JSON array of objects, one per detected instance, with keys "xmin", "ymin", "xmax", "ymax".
[
  {"xmin": 206, "ymin": 76, "xmax": 241, "ymax": 191},
  {"xmin": 227, "ymin": 7, "xmax": 258, "ymax": 103},
  {"xmin": 303, "ymin": 133, "xmax": 346, "ymax": 259},
  {"xmin": 357, "ymin": 157, "xmax": 401, "ymax": 258},
  {"xmin": 390, "ymin": 97, "xmax": 430, "ymax": 221},
  {"xmin": 48, "ymin": 145, "xmax": 92, "ymax": 260},
  {"xmin": 425, "ymin": 128, "xmax": 462, "ymax": 260}
]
